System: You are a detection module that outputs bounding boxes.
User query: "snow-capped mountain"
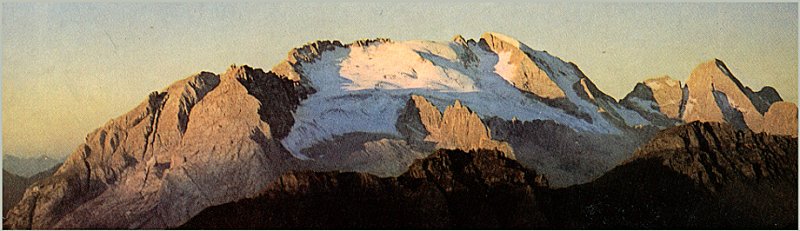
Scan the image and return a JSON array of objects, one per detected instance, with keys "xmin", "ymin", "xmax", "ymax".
[
  {"xmin": 278, "ymin": 32, "xmax": 650, "ymax": 160},
  {"xmin": 5, "ymin": 33, "xmax": 796, "ymax": 229}
]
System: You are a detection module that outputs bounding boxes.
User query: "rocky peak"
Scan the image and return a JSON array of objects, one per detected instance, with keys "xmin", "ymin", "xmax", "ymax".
[
  {"xmin": 643, "ymin": 76, "xmax": 683, "ymax": 119},
  {"xmin": 755, "ymin": 86, "xmax": 783, "ymax": 102},
  {"xmin": 286, "ymin": 40, "xmax": 345, "ymax": 64},
  {"xmin": 396, "ymin": 95, "xmax": 514, "ymax": 158},
  {"xmin": 4, "ymin": 64, "xmax": 310, "ymax": 229},
  {"xmin": 633, "ymin": 121, "xmax": 797, "ymax": 191},
  {"xmin": 452, "ymin": 34, "xmax": 467, "ymax": 46},
  {"xmin": 762, "ymin": 101, "xmax": 798, "ymax": 137},
  {"xmin": 451, "ymin": 34, "xmax": 479, "ymax": 68},
  {"xmin": 621, "ymin": 75, "xmax": 684, "ymax": 124},
  {"xmin": 231, "ymin": 65, "xmax": 312, "ymax": 139},
  {"xmin": 477, "ymin": 32, "xmax": 566, "ymax": 100},
  {"xmin": 349, "ymin": 38, "xmax": 392, "ymax": 47},
  {"xmin": 396, "ymin": 95, "xmax": 443, "ymax": 147},
  {"xmin": 478, "ymin": 32, "xmax": 521, "ymax": 52},
  {"xmin": 682, "ymin": 59, "xmax": 764, "ymax": 132},
  {"xmin": 4, "ymin": 70, "xmax": 227, "ymax": 229}
]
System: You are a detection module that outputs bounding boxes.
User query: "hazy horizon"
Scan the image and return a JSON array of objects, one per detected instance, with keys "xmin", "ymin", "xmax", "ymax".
[{"xmin": 3, "ymin": 2, "xmax": 798, "ymax": 158}]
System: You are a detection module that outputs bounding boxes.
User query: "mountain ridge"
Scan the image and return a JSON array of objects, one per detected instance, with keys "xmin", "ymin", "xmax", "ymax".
[
  {"xmin": 179, "ymin": 121, "xmax": 796, "ymax": 229},
  {"xmin": 4, "ymin": 32, "xmax": 796, "ymax": 229}
]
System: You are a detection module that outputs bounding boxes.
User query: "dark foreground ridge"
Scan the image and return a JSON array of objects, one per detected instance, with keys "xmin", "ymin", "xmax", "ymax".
[
  {"xmin": 181, "ymin": 149, "xmax": 550, "ymax": 229},
  {"xmin": 546, "ymin": 122, "xmax": 797, "ymax": 229},
  {"xmin": 181, "ymin": 121, "xmax": 797, "ymax": 229},
  {"xmin": 2, "ymin": 164, "xmax": 60, "ymax": 217}
]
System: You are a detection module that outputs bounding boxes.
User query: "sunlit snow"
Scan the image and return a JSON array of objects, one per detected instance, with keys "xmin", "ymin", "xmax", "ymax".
[{"xmin": 280, "ymin": 39, "xmax": 647, "ymax": 158}]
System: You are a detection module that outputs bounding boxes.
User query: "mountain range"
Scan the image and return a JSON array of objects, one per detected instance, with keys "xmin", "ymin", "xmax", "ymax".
[
  {"xmin": 3, "ymin": 32, "xmax": 797, "ymax": 229},
  {"xmin": 2, "ymin": 155, "xmax": 63, "ymax": 178}
]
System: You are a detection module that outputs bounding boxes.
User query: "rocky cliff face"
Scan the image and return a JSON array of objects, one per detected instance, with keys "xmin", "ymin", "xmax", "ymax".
[
  {"xmin": 478, "ymin": 32, "xmax": 565, "ymax": 100},
  {"xmin": 396, "ymin": 95, "xmax": 513, "ymax": 157},
  {"xmin": 4, "ymin": 66, "xmax": 310, "ymax": 229},
  {"xmin": 762, "ymin": 101, "xmax": 798, "ymax": 137},
  {"xmin": 6, "ymin": 33, "xmax": 796, "ymax": 229},
  {"xmin": 547, "ymin": 121, "xmax": 797, "ymax": 229},
  {"xmin": 683, "ymin": 59, "xmax": 765, "ymax": 131},
  {"xmin": 632, "ymin": 121, "xmax": 796, "ymax": 190},
  {"xmin": 621, "ymin": 59, "xmax": 797, "ymax": 137},
  {"xmin": 180, "ymin": 149, "xmax": 550, "ymax": 229},
  {"xmin": 621, "ymin": 76, "xmax": 684, "ymax": 127}
]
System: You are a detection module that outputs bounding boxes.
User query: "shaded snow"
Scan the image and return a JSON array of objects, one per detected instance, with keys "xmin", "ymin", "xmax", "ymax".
[
  {"xmin": 608, "ymin": 102, "xmax": 651, "ymax": 126},
  {"xmin": 280, "ymin": 39, "xmax": 645, "ymax": 158},
  {"xmin": 628, "ymin": 97, "xmax": 660, "ymax": 114}
]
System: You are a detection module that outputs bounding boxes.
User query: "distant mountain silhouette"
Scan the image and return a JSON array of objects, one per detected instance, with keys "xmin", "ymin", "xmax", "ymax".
[{"xmin": 3, "ymin": 154, "xmax": 63, "ymax": 177}]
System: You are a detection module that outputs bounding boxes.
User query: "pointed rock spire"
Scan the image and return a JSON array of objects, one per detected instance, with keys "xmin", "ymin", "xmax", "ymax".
[
  {"xmin": 682, "ymin": 59, "xmax": 764, "ymax": 132},
  {"xmin": 396, "ymin": 95, "xmax": 513, "ymax": 158},
  {"xmin": 452, "ymin": 34, "xmax": 467, "ymax": 45}
]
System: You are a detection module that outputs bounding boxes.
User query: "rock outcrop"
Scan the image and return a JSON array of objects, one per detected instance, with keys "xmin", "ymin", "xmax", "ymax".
[
  {"xmin": 682, "ymin": 59, "xmax": 765, "ymax": 131},
  {"xmin": 478, "ymin": 32, "xmax": 566, "ymax": 100},
  {"xmin": 547, "ymin": 121, "xmax": 797, "ymax": 229},
  {"xmin": 761, "ymin": 101, "xmax": 798, "ymax": 137},
  {"xmin": 633, "ymin": 121, "xmax": 796, "ymax": 189},
  {"xmin": 620, "ymin": 59, "xmax": 797, "ymax": 136},
  {"xmin": 4, "ymin": 66, "xmax": 309, "ymax": 229},
  {"xmin": 181, "ymin": 122, "xmax": 796, "ymax": 229},
  {"xmin": 620, "ymin": 76, "xmax": 684, "ymax": 127},
  {"xmin": 396, "ymin": 95, "xmax": 513, "ymax": 158},
  {"xmin": 6, "ymin": 33, "xmax": 796, "ymax": 230},
  {"xmin": 5, "ymin": 71, "xmax": 221, "ymax": 229},
  {"xmin": 750, "ymin": 86, "xmax": 783, "ymax": 113},
  {"xmin": 180, "ymin": 149, "xmax": 550, "ymax": 229}
]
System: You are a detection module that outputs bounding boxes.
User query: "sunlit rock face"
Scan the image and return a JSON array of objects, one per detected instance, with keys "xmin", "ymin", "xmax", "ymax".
[
  {"xmin": 5, "ymin": 66, "xmax": 307, "ymax": 229},
  {"xmin": 5, "ymin": 33, "xmax": 796, "ymax": 229}
]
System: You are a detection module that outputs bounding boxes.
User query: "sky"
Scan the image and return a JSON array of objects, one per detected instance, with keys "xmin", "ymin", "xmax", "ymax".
[{"xmin": 2, "ymin": 2, "xmax": 797, "ymax": 158}]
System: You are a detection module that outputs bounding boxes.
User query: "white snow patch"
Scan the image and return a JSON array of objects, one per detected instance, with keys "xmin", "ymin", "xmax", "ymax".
[{"xmin": 280, "ymin": 39, "xmax": 640, "ymax": 158}]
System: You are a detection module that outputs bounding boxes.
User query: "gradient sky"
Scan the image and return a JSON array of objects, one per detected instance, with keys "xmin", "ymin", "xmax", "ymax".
[{"xmin": 2, "ymin": 2, "xmax": 797, "ymax": 158}]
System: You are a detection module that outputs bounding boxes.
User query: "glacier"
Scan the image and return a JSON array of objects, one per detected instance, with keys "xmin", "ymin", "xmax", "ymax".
[{"xmin": 280, "ymin": 37, "xmax": 648, "ymax": 158}]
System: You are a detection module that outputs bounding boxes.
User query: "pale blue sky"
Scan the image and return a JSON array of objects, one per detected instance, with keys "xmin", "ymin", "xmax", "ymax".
[{"xmin": 3, "ymin": 2, "xmax": 797, "ymax": 157}]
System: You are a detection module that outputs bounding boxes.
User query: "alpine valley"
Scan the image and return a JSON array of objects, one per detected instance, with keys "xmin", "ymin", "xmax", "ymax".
[{"xmin": 3, "ymin": 33, "xmax": 797, "ymax": 229}]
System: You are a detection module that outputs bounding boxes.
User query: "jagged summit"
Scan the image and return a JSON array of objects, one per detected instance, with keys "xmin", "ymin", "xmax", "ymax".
[
  {"xmin": 480, "ymin": 32, "xmax": 522, "ymax": 50},
  {"xmin": 632, "ymin": 121, "xmax": 797, "ymax": 190},
  {"xmin": 620, "ymin": 75, "xmax": 684, "ymax": 127},
  {"xmin": 273, "ymin": 33, "xmax": 650, "ymax": 159},
  {"xmin": 452, "ymin": 34, "xmax": 467, "ymax": 45},
  {"xmin": 5, "ymin": 33, "xmax": 795, "ymax": 230},
  {"xmin": 619, "ymin": 59, "xmax": 797, "ymax": 136},
  {"xmin": 682, "ymin": 59, "xmax": 786, "ymax": 133}
]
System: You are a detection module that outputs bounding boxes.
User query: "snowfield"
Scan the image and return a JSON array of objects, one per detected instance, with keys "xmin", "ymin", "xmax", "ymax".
[{"xmin": 280, "ymin": 36, "xmax": 648, "ymax": 158}]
